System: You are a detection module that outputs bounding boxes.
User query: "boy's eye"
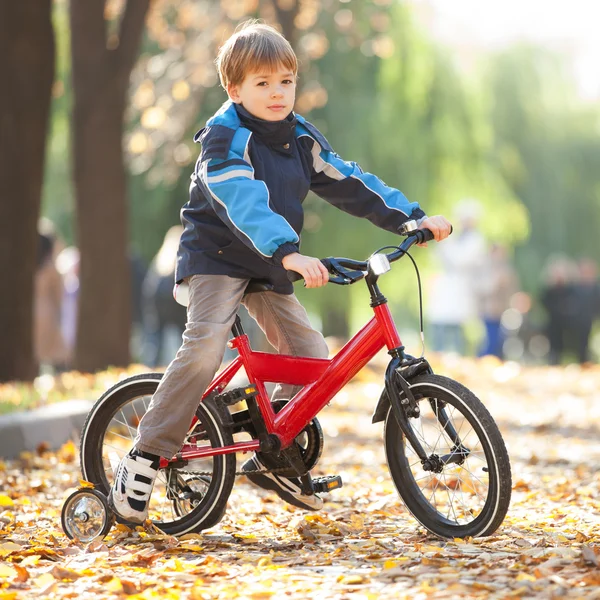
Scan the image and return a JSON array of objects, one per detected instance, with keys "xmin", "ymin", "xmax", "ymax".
[
  {"xmin": 257, "ymin": 81, "xmax": 268, "ymax": 86},
  {"xmin": 283, "ymin": 79, "xmax": 293, "ymax": 85}
]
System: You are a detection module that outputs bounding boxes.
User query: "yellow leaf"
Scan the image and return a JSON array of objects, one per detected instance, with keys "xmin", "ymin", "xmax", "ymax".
[
  {"xmin": 78, "ymin": 479, "xmax": 95, "ymax": 489},
  {"xmin": 383, "ymin": 558, "xmax": 409, "ymax": 569},
  {"xmin": 33, "ymin": 572, "xmax": 55, "ymax": 588},
  {"xmin": 257, "ymin": 556, "xmax": 272, "ymax": 568},
  {"xmin": 337, "ymin": 574, "xmax": 365, "ymax": 585},
  {"xmin": 20, "ymin": 555, "xmax": 41, "ymax": 566},
  {"xmin": 0, "ymin": 542, "xmax": 22, "ymax": 556},
  {"xmin": 179, "ymin": 544, "xmax": 204, "ymax": 553},
  {"xmin": 0, "ymin": 592, "xmax": 18, "ymax": 600},
  {"xmin": 105, "ymin": 577, "xmax": 123, "ymax": 592},
  {"xmin": 0, "ymin": 564, "xmax": 17, "ymax": 578},
  {"xmin": 163, "ymin": 558, "xmax": 185, "ymax": 572},
  {"xmin": 423, "ymin": 545, "xmax": 445, "ymax": 553},
  {"xmin": 516, "ymin": 573, "xmax": 536, "ymax": 582},
  {"xmin": 0, "ymin": 495, "xmax": 13, "ymax": 507},
  {"xmin": 190, "ymin": 584, "xmax": 205, "ymax": 600}
]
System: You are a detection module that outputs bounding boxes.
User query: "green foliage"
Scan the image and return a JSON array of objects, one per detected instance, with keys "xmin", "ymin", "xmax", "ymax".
[
  {"xmin": 39, "ymin": 1, "xmax": 600, "ymax": 337},
  {"xmin": 484, "ymin": 45, "xmax": 600, "ymax": 292}
]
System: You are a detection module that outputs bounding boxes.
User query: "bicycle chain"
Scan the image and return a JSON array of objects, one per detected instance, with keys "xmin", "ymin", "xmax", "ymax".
[{"xmin": 173, "ymin": 466, "xmax": 297, "ymax": 477}]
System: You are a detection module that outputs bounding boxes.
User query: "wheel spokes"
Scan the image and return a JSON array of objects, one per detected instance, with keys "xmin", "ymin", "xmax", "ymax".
[
  {"xmin": 403, "ymin": 396, "xmax": 490, "ymax": 526},
  {"xmin": 100, "ymin": 393, "xmax": 218, "ymax": 525}
]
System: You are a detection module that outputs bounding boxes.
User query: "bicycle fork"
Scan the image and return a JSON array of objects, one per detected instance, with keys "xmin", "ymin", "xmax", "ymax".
[{"xmin": 383, "ymin": 355, "xmax": 471, "ymax": 473}]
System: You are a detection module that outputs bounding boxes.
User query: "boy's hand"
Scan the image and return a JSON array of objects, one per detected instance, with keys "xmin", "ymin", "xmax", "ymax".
[
  {"xmin": 418, "ymin": 215, "xmax": 453, "ymax": 245},
  {"xmin": 282, "ymin": 253, "xmax": 329, "ymax": 288}
]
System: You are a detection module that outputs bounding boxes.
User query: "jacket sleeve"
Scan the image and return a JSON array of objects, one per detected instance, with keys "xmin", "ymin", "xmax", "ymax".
[
  {"xmin": 195, "ymin": 126, "xmax": 299, "ymax": 266},
  {"xmin": 300, "ymin": 121, "xmax": 426, "ymax": 232}
]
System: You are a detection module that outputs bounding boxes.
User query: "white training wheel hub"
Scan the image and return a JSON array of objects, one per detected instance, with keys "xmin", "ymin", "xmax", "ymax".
[{"xmin": 61, "ymin": 488, "xmax": 114, "ymax": 543}]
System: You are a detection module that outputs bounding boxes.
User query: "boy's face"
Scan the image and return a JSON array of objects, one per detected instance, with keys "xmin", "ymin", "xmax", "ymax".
[{"xmin": 227, "ymin": 65, "xmax": 296, "ymax": 121}]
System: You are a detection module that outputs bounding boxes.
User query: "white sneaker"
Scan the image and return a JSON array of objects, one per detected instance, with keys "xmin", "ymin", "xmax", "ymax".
[
  {"xmin": 108, "ymin": 449, "xmax": 159, "ymax": 524},
  {"xmin": 242, "ymin": 456, "xmax": 323, "ymax": 510}
]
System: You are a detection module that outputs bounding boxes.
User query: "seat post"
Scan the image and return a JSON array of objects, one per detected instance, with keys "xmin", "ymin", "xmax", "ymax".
[{"xmin": 231, "ymin": 315, "xmax": 245, "ymax": 338}]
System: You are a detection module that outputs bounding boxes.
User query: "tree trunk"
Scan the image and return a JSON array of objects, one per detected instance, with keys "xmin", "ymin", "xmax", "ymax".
[
  {"xmin": 0, "ymin": 1, "xmax": 55, "ymax": 382},
  {"xmin": 270, "ymin": 0, "xmax": 300, "ymax": 50},
  {"xmin": 70, "ymin": 0, "xmax": 149, "ymax": 372}
]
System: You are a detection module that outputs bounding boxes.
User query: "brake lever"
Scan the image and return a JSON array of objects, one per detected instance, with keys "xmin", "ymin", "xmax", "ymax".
[{"xmin": 326, "ymin": 258, "xmax": 364, "ymax": 285}]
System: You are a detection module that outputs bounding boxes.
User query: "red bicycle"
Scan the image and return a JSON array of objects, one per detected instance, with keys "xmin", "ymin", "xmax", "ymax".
[{"xmin": 61, "ymin": 225, "xmax": 512, "ymax": 543}]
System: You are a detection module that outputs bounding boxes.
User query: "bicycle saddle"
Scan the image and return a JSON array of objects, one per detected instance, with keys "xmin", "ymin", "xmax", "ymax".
[
  {"xmin": 243, "ymin": 279, "xmax": 274, "ymax": 295},
  {"xmin": 174, "ymin": 278, "xmax": 274, "ymax": 307}
]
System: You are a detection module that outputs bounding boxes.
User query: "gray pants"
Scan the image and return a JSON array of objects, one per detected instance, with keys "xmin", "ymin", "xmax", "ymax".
[{"xmin": 135, "ymin": 274, "xmax": 329, "ymax": 457}]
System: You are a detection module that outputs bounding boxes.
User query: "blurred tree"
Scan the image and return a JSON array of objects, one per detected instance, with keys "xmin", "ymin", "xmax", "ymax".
[
  {"xmin": 0, "ymin": 1, "xmax": 55, "ymax": 382},
  {"xmin": 70, "ymin": 0, "xmax": 150, "ymax": 372},
  {"xmin": 486, "ymin": 45, "xmax": 600, "ymax": 293}
]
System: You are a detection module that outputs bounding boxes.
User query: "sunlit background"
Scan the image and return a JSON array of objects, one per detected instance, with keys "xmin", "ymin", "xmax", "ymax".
[{"xmin": 32, "ymin": 0, "xmax": 600, "ymax": 372}]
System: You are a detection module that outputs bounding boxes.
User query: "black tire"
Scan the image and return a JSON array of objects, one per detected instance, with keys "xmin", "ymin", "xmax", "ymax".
[
  {"xmin": 384, "ymin": 374, "xmax": 511, "ymax": 538},
  {"xmin": 80, "ymin": 373, "xmax": 236, "ymax": 535}
]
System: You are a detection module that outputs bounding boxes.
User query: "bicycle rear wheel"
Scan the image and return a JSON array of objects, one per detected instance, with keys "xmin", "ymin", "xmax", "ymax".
[
  {"xmin": 80, "ymin": 373, "xmax": 236, "ymax": 535},
  {"xmin": 384, "ymin": 374, "xmax": 511, "ymax": 538}
]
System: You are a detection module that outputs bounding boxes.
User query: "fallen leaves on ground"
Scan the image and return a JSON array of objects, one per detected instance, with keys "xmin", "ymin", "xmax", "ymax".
[{"xmin": 1, "ymin": 355, "xmax": 600, "ymax": 598}]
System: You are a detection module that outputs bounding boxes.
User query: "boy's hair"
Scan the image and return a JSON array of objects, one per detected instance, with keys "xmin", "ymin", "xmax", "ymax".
[{"xmin": 216, "ymin": 21, "xmax": 298, "ymax": 89}]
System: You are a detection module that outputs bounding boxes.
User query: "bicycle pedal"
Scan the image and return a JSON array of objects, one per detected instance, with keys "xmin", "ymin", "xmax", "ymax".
[
  {"xmin": 312, "ymin": 475, "xmax": 343, "ymax": 493},
  {"xmin": 215, "ymin": 385, "xmax": 257, "ymax": 406}
]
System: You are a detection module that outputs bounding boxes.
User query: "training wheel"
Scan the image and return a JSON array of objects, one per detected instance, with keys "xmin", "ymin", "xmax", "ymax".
[{"xmin": 61, "ymin": 488, "xmax": 115, "ymax": 543}]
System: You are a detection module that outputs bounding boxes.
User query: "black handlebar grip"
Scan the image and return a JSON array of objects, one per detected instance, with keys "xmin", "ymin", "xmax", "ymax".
[
  {"xmin": 415, "ymin": 228, "xmax": 435, "ymax": 243},
  {"xmin": 286, "ymin": 258, "xmax": 333, "ymax": 282}
]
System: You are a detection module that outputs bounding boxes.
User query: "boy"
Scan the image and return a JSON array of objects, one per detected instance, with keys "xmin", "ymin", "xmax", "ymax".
[{"xmin": 110, "ymin": 21, "xmax": 452, "ymax": 524}]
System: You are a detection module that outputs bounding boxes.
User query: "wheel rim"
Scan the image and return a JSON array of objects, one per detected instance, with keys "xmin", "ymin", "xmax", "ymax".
[
  {"xmin": 63, "ymin": 492, "xmax": 110, "ymax": 543},
  {"xmin": 97, "ymin": 392, "xmax": 218, "ymax": 525},
  {"xmin": 399, "ymin": 395, "xmax": 493, "ymax": 527}
]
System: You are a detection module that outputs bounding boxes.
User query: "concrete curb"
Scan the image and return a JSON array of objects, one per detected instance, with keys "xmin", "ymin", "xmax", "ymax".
[{"xmin": 0, "ymin": 400, "xmax": 94, "ymax": 459}]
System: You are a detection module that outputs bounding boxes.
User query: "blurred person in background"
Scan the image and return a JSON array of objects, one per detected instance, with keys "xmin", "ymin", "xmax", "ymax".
[
  {"xmin": 34, "ymin": 226, "xmax": 69, "ymax": 372},
  {"xmin": 141, "ymin": 226, "xmax": 187, "ymax": 367},
  {"xmin": 476, "ymin": 244, "xmax": 518, "ymax": 359},
  {"xmin": 426, "ymin": 198, "xmax": 485, "ymax": 354},
  {"xmin": 55, "ymin": 246, "xmax": 80, "ymax": 369},
  {"xmin": 540, "ymin": 256, "xmax": 579, "ymax": 365},
  {"xmin": 572, "ymin": 258, "xmax": 600, "ymax": 364}
]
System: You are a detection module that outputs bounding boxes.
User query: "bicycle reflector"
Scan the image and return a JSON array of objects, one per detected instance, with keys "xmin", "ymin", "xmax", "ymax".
[{"xmin": 368, "ymin": 253, "xmax": 391, "ymax": 276}]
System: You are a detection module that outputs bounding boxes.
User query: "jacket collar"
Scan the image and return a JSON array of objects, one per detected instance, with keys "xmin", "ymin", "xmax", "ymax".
[{"xmin": 234, "ymin": 103, "xmax": 296, "ymax": 155}]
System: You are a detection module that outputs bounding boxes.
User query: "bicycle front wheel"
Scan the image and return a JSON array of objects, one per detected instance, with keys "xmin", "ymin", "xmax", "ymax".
[
  {"xmin": 80, "ymin": 373, "xmax": 236, "ymax": 536},
  {"xmin": 384, "ymin": 374, "xmax": 511, "ymax": 538}
]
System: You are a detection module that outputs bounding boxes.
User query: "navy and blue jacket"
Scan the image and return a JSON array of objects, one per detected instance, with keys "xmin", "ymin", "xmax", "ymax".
[{"xmin": 176, "ymin": 100, "xmax": 426, "ymax": 294}]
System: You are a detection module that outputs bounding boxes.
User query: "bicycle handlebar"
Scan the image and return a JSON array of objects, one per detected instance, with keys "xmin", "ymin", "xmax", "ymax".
[{"xmin": 287, "ymin": 227, "xmax": 436, "ymax": 285}]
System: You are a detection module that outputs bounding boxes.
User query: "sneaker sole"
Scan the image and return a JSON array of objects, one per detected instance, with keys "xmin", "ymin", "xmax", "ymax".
[
  {"xmin": 244, "ymin": 470, "xmax": 322, "ymax": 511},
  {"xmin": 107, "ymin": 490, "xmax": 147, "ymax": 526}
]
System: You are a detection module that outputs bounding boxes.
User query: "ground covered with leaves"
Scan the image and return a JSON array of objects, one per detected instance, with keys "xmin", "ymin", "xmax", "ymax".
[{"xmin": 1, "ymin": 356, "xmax": 600, "ymax": 599}]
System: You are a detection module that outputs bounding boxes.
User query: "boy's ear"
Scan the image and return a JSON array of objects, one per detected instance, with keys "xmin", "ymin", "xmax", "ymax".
[{"xmin": 227, "ymin": 82, "xmax": 241, "ymax": 103}]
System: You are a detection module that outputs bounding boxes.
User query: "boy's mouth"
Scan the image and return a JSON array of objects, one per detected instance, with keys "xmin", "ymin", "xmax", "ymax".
[{"xmin": 268, "ymin": 104, "xmax": 286, "ymax": 111}]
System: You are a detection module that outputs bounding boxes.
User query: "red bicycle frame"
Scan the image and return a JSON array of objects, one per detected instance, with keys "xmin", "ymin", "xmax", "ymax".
[{"xmin": 159, "ymin": 303, "xmax": 402, "ymax": 468}]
